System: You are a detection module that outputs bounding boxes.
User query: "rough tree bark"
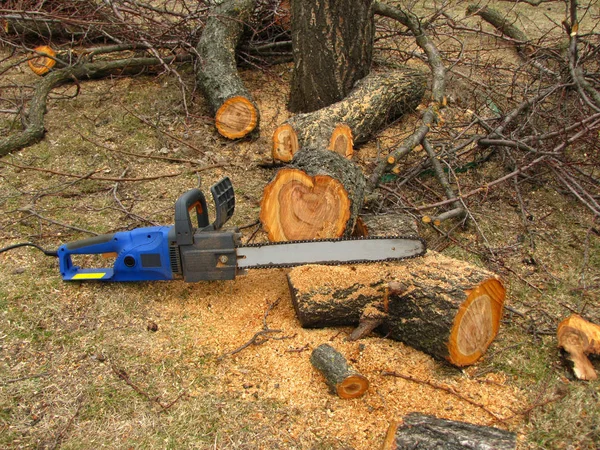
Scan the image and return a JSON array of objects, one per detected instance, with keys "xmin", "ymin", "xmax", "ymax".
[
  {"xmin": 382, "ymin": 413, "xmax": 517, "ymax": 450},
  {"xmin": 196, "ymin": 0, "xmax": 259, "ymax": 139},
  {"xmin": 260, "ymin": 150, "xmax": 366, "ymax": 241},
  {"xmin": 287, "ymin": 252, "xmax": 506, "ymax": 367},
  {"xmin": 310, "ymin": 344, "xmax": 369, "ymax": 399},
  {"xmin": 288, "ymin": 0, "xmax": 374, "ymax": 113},
  {"xmin": 273, "ymin": 68, "xmax": 426, "ymax": 163}
]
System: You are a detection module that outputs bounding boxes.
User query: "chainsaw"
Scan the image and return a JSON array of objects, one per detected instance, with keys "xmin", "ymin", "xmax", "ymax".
[{"xmin": 55, "ymin": 177, "xmax": 426, "ymax": 282}]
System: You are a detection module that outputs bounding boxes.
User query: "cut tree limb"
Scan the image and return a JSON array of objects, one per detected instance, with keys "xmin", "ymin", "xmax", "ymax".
[
  {"xmin": 557, "ymin": 314, "xmax": 600, "ymax": 381},
  {"xmin": 0, "ymin": 54, "xmax": 190, "ymax": 157},
  {"xmin": 273, "ymin": 68, "xmax": 426, "ymax": 163},
  {"xmin": 287, "ymin": 252, "xmax": 506, "ymax": 366},
  {"xmin": 196, "ymin": 0, "xmax": 259, "ymax": 139},
  {"xmin": 260, "ymin": 150, "xmax": 366, "ymax": 241},
  {"xmin": 310, "ymin": 343, "xmax": 369, "ymax": 399},
  {"xmin": 382, "ymin": 413, "xmax": 517, "ymax": 450}
]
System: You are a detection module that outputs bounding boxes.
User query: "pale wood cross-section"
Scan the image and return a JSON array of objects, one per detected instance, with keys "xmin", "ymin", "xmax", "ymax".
[{"xmin": 558, "ymin": 314, "xmax": 600, "ymax": 380}]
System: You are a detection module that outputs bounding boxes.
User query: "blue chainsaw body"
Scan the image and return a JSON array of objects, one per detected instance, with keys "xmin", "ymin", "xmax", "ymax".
[
  {"xmin": 58, "ymin": 226, "xmax": 174, "ymax": 281},
  {"xmin": 57, "ymin": 177, "xmax": 237, "ymax": 282}
]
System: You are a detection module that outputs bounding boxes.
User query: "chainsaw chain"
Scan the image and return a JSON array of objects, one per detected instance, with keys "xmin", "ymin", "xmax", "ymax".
[{"xmin": 236, "ymin": 235, "xmax": 427, "ymax": 270}]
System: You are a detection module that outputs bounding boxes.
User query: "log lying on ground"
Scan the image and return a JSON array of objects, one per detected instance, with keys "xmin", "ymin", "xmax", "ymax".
[
  {"xmin": 353, "ymin": 213, "xmax": 418, "ymax": 238},
  {"xmin": 196, "ymin": 0, "xmax": 259, "ymax": 139},
  {"xmin": 310, "ymin": 344, "xmax": 369, "ymax": 399},
  {"xmin": 287, "ymin": 252, "xmax": 506, "ymax": 366},
  {"xmin": 260, "ymin": 150, "xmax": 366, "ymax": 241},
  {"xmin": 557, "ymin": 314, "xmax": 600, "ymax": 381},
  {"xmin": 382, "ymin": 413, "xmax": 517, "ymax": 450},
  {"xmin": 273, "ymin": 68, "xmax": 426, "ymax": 163}
]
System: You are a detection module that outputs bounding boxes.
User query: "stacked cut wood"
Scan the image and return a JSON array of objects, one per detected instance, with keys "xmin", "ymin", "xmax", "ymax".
[
  {"xmin": 196, "ymin": 0, "xmax": 259, "ymax": 139},
  {"xmin": 287, "ymin": 252, "xmax": 506, "ymax": 367},
  {"xmin": 382, "ymin": 413, "xmax": 517, "ymax": 450}
]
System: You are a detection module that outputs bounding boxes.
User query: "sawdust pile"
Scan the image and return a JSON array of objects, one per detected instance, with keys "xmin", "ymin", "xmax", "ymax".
[{"xmin": 153, "ymin": 265, "xmax": 525, "ymax": 448}]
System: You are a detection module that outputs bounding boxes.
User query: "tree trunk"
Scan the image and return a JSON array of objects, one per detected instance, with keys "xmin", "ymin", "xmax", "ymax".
[
  {"xmin": 558, "ymin": 314, "xmax": 600, "ymax": 381},
  {"xmin": 310, "ymin": 344, "xmax": 369, "ymax": 399},
  {"xmin": 382, "ymin": 413, "xmax": 517, "ymax": 450},
  {"xmin": 273, "ymin": 68, "xmax": 426, "ymax": 162},
  {"xmin": 260, "ymin": 150, "xmax": 366, "ymax": 241},
  {"xmin": 196, "ymin": 0, "xmax": 259, "ymax": 139},
  {"xmin": 287, "ymin": 0, "xmax": 374, "ymax": 113},
  {"xmin": 287, "ymin": 252, "xmax": 506, "ymax": 367}
]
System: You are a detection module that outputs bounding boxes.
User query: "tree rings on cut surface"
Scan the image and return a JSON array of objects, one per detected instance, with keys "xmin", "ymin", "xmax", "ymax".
[
  {"xmin": 328, "ymin": 124, "xmax": 353, "ymax": 159},
  {"xmin": 447, "ymin": 278, "xmax": 506, "ymax": 366},
  {"xmin": 261, "ymin": 149, "xmax": 366, "ymax": 242},
  {"xmin": 260, "ymin": 168, "xmax": 351, "ymax": 241},
  {"xmin": 272, "ymin": 123, "xmax": 298, "ymax": 162},
  {"xmin": 215, "ymin": 96, "xmax": 258, "ymax": 139},
  {"xmin": 28, "ymin": 45, "xmax": 56, "ymax": 76}
]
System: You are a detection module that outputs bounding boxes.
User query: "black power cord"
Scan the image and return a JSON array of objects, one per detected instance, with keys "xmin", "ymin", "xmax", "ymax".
[{"xmin": 0, "ymin": 242, "xmax": 58, "ymax": 257}]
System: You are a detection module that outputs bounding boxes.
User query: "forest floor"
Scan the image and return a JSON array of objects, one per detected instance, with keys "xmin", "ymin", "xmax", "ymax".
[{"xmin": 1, "ymin": 1, "xmax": 599, "ymax": 449}]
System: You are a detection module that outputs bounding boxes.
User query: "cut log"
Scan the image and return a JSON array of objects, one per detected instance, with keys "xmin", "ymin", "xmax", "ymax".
[
  {"xmin": 287, "ymin": 252, "xmax": 506, "ymax": 367},
  {"xmin": 382, "ymin": 413, "xmax": 517, "ymax": 450},
  {"xmin": 288, "ymin": 0, "xmax": 374, "ymax": 113},
  {"xmin": 28, "ymin": 45, "xmax": 57, "ymax": 75},
  {"xmin": 260, "ymin": 150, "xmax": 366, "ymax": 241},
  {"xmin": 310, "ymin": 343, "xmax": 369, "ymax": 399},
  {"xmin": 196, "ymin": 0, "xmax": 259, "ymax": 139},
  {"xmin": 273, "ymin": 68, "xmax": 426, "ymax": 162},
  {"xmin": 557, "ymin": 314, "xmax": 600, "ymax": 381}
]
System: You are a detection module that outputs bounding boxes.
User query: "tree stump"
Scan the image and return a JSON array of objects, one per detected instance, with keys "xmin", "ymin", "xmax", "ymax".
[
  {"xmin": 288, "ymin": 0, "xmax": 374, "ymax": 113},
  {"xmin": 557, "ymin": 314, "xmax": 600, "ymax": 381},
  {"xmin": 196, "ymin": 0, "xmax": 259, "ymax": 139},
  {"xmin": 310, "ymin": 344, "xmax": 369, "ymax": 399},
  {"xmin": 287, "ymin": 252, "xmax": 506, "ymax": 366},
  {"xmin": 260, "ymin": 150, "xmax": 366, "ymax": 241},
  {"xmin": 273, "ymin": 68, "xmax": 426, "ymax": 163},
  {"xmin": 382, "ymin": 413, "xmax": 517, "ymax": 450}
]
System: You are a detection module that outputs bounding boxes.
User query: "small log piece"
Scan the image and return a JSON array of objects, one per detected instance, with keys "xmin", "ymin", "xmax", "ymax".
[
  {"xmin": 273, "ymin": 68, "xmax": 426, "ymax": 162},
  {"xmin": 196, "ymin": 0, "xmax": 259, "ymax": 139},
  {"xmin": 260, "ymin": 150, "xmax": 366, "ymax": 241},
  {"xmin": 382, "ymin": 413, "xmax": 517, "ymax": 450},
  {"xmin": 557, "ymin": 314, "xmax": 600, "ymax": 381},
  {"xmin": 287, "ymin": 252, "xmax": 506, "ymax": 367},
  {"xmin": 310, "ymin": 343, "xmax": 369, "ymax": 399}
]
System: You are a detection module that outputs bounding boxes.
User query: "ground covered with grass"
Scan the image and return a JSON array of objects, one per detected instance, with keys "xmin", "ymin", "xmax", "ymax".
[{"xmin": 1, "ymin": 3, "xmax": 599, "ymax": 448}]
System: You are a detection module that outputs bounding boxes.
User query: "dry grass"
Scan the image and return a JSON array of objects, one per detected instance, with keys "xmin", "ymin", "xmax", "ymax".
[{"xmin": 1, "ymin": 2, "xmax": 600, "ymax": 449}]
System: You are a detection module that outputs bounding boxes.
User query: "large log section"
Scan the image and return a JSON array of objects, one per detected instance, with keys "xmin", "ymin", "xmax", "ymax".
[
  {"xmin": 287, "ymin": 252, "xmax": 506, "ymax": 367},
  {"xmin": 260, "ymin": 150, "xmax": 366, "ymax": 241},
  {"xmin": 382, "ymin": 413, "xmax": 517, "ymax": 450},
  {"xmin": 288, "ymin": 0, "xmax": 374, "ymax": 113},
  {"xmin": 273, "ymin": 68, "xmax": 426, "ymax": 163},
  {"xmin": 196, "ymin": 0, "xmax": 259, "ymax": 139}
]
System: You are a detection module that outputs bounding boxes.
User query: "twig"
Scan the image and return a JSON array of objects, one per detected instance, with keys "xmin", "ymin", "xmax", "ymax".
[{"xmin": 218, "ymin": 298, "xmax": 292, "ymax": 360}]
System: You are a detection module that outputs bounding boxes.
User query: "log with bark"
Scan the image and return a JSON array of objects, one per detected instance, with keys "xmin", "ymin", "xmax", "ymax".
[
  {"xmin": 557, "ymin": 314, "xmax": 600, "ymax": 381},
  {"xmin": 288, "ymin": 0, "xmax": 375, "ymax": 113},
  {"xmin": 260, "ymin": 149, "xmax": 366, "ymax": 241},
  {"xmin": 310, "ymin": 343, "xmax": 369, "ymax": 399},
  {"xmin": 196, "ymin": 0, "xmax": 259, "ymax": 139},
  {"xmin": 273, "ymin": 68, "xmax": 427, "ymax": 163},
  {"xmin": 382, "ymin": 413, "xmax": 517, "ymax": 450},
  {"xmin": 287, "ymin": 252, "xmax": 506, "ymax": 367}
]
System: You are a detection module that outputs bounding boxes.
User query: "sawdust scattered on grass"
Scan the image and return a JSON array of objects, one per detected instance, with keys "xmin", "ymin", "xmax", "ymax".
[{"xmin": 153, "ymin": 265, "xmax": 526, "ymax": 448}]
